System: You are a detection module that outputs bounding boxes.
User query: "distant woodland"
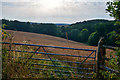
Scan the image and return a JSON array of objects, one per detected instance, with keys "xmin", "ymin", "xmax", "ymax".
[{"xmin": 1, "ymin": 19, "xmax": 117, "ymax": 46}]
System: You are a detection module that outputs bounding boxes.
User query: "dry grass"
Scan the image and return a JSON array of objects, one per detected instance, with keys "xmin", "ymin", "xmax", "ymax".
[
  {"xmin": 4, "ymin": 30, "xmax": 87, "ymax": 47},
  {"xmin": 3, "ymin": 30, "xmax": 97, "ymax": 61},
  {"xmin": 4, "ymin": 30, "xmax": 113, "ymax": 59}
]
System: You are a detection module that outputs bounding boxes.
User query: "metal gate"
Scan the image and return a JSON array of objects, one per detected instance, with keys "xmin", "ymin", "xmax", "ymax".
[{"xmin": 2, "ymin": 42, "xmax": 96, "ymax": 79}]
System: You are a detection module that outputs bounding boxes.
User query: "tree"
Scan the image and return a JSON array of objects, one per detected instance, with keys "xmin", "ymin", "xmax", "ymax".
[
  {"xmin": 106, "ymin": 1, "xmax": 120, "ymax": 34},
  {"xmin": 88, "ymin": 32, "xmax": 100, "ymax": 46},
  {"xmin": 107, "ymin": 31, "xmax": 117, "ymax": 46},
  {"xmin": 68, "ymin": 29, "xmax": 80, "ymax": 41},
  {"xmin": 101, "ymin": 1, "xmax": 120, "ymax": 79},
  {"xmin": 78, "ymin": 28, "xmax": 89, "ymax": 42},
  {"xmin": 95, "ymin": 23, "xmax": 106, "ymax": 36},
  {"xmin": 106, "ymin": 1, "xmax": 120, "ymax": 46}
]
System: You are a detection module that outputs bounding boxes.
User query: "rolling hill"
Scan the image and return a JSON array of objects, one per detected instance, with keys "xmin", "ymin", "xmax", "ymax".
[
  {"xmin": 4, "ymin": 30, "xmax": 97, "ymax": 50},
  {"xmin": 3, "ymin": 30, "xmax": 113, "ymax": 61}
]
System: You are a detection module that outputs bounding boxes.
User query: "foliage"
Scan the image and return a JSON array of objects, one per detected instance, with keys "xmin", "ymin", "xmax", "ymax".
[
  {"xmin": 95, "ymin": 23, "xmax": 106, "ymax": 36},
  {"xmin": 106, "ymin": 1, "xmax": 120, "ymax": 23},
  {"xmin": 106, "ymin": 1, "xmax": 120, "ymax": 33},
  {"xmin": 2, "ymin": 24, "xmax": 10, "ymax": 40},
  {"xmin": 96, "ymin": 1, "xmax": 120, "ymax": 79},
  {"xmin": 2, "ymin": 48, "xmax": 33, "ymax": 79},
  {"xmin": 78, "ymin": 28, "xmax": 89, "ymax": 42},
  {"xmin": 88, "ymin": 32, "xmax": 100, "ymax": 46},
  {"xmin": 107, "ymin": 31, "xmax": 118, "ymax": 46},
  {"xmin": 1, "ymin": 19, "xmax": 116, "ymax": 46},
  {"xmin": 99, "ymin": 49, "xmax": 120, "ymax": 80},
  {"xmin": 106, "ymin": 0, "xmax": 120, "ymax": 65},
  {"xmin": 2, "ymin": 19, "xmax": 57, "ymax": 36},
  {"xmin": 68, "ymin": 29, "xmax": 80, "ymax": 41}
]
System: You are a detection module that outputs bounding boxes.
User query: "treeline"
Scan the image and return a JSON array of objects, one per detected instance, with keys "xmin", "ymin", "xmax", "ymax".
[
  {"xmin": 1, "ymin": 19, "xmax": 117, "ymax": 46},
  {"xmin": 2, "ymin": 19, "xmax": 57, "ymax": 36},
  {"xmin": 58, "ymin": 19, "xmax": 117, "ymax": 46}
]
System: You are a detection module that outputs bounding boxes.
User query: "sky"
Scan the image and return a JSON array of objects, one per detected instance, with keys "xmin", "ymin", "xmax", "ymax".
[{"xmin": 1, "ymin": 0, "xmax": 114, "ymax": 24}]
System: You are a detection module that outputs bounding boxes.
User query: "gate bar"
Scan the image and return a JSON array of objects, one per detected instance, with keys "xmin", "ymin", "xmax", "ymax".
[
  {"xmin": 10, "ymin": 56, "xmax": 95, "ymax": 65},
  {"xmin": 5, "ymin": 50, "xmax": 95, "ymax": 58},
  {"xmin": 2, "ymin": 42, "xmax": 96, "ymax": 51}
]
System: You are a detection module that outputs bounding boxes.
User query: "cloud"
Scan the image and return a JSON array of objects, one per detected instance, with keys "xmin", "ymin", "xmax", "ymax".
[{"xmin": 2, "ymin": 0, "xmax": 114, "ymax": 23}]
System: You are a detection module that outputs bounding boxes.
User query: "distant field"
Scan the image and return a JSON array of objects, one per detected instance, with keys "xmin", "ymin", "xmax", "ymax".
[
  {"xmin": 4, "ymin": 30, "xmax": 112, "ymax": 59},
  {"xmin": 4, "ymin": 30, "xmax": 95, "ymax": 48}
]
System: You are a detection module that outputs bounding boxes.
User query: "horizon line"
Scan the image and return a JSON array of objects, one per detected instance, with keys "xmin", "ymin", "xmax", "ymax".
[{"xmin": 1, "ymin": 18, "xmax": 115, "ymax": 24}]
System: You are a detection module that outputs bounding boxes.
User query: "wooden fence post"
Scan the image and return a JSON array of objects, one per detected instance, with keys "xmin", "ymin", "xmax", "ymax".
[{"xmin": 97, "ymin": 37, "xmax": 106, "ymax": 79}]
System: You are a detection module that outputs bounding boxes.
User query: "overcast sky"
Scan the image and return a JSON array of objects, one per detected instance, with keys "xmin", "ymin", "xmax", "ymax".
[{"xmin": 1, "ymin": 0, "xmax": 114, "ymax": 24}]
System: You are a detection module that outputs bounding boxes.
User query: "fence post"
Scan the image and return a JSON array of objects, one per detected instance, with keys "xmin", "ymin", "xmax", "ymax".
[{"xmin": 97, "ymin": 37, "xmax": 106, "ymax": 79}]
